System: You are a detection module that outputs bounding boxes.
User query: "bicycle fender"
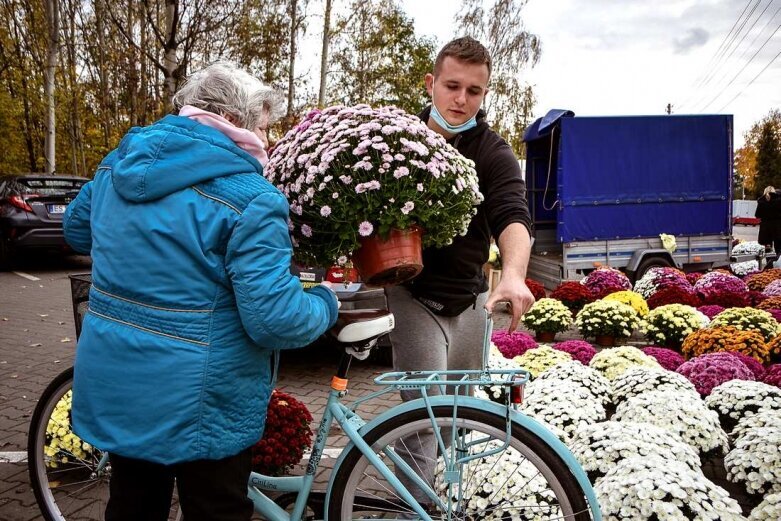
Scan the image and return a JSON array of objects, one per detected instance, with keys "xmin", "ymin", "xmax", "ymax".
[{"xmin": 324, "ymin": 395, "xmax": 602, "ymax": 521}]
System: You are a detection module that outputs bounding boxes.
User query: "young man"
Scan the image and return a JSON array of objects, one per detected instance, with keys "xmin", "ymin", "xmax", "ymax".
[{"xmin": 384, "ymin": 36, "xmax": 534, "ymax": 512}]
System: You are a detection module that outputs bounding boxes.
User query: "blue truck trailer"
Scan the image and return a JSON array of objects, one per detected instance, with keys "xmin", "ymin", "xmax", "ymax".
[{"xmin": 523, "ymin": 110, "xmax": 744, "ymax": 289}]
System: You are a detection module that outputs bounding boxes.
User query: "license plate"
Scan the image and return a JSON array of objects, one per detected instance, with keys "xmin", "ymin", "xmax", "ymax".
[{"xmin": 48, "ymin": 204, "xmax": 67, "ymax": 214}]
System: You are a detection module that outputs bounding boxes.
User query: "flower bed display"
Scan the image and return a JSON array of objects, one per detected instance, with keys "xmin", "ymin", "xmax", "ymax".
[
  {"xmin": 525, "ymin": 278, "xmax": 546, "ymax": 301},
  {"xmin": 595, "ymin": 457, "xmax": 745, "ymax": 520},
  {"xmin": 550, "ymin": 281, "xmax": 595, "ymax": 313},
  {"xmin": 750, "ymin": 492, "xmax": 781, "ymax": 521},
  {"xmin": 699, "ymin": 304, "xmax": 727, "ymax": 319},
  {"xmin": 570, "ymin": 421, "xmax": 702, "ymax": 480},
  {"xmin": 612, "ymin": 390, "xmax": 728, "ymax": 454},
  {"xmin": 681, "ymin": 325, "xmax": 770, "ymax": 363},
  {"xmin": 633, "ymin": 266, "xmax": 691, "ymax": 300},
  {"xmin": 603, "ymin": 290, "xmax": 649, "ymax": 316},
  {"xmin": 588, "ymin": 346, "xmax": 661, "ymax": 380},
  {"xmin": 756, "ymin": 296, "xmax": 781, "ymax": 311},
  {"xmin": 764, "ymin": 364, "xmax": 781, "ymax": 387},
  {"xmin": 521, "ymin": 298, "xmax": 573, "ymax": 336},
  {"xmin": 763, "ymin": 280, "xmax": 781, "ymax": 297},
  {"xmin": 705, "ymin": 380, "xmax": 781, "ymax": 433},
  {"xmin": 490, "ymin": 330, "xmax": 537, "ymax": 359},
  {"xmin": 611, "ymin": 366, "xmax": 699, "ymax": 405},
  {"xmin": 677, "ymin": 352, "xmax": 755, "ymax": 396},
  {"xmin": 521, "ymin": 378, "xmax": 606, "ymax": 443},
  {"xmin": 647, "ymin": 285, "xmax": 702, "ymax": 309},
  {"xmin": 534, "ymin": 361, "xmax": 612, "ymax": 406},
  {"xmin": 733, "ymin": 241, "xmax": 766, "ymax": 256},
  {"xmin": 641, "ymin": 346, "xmax": 686, "ymax": 371},
  {"xmin": 251, "ymin": 390, "xmax": 313, "ymax": 476},
  {"xmin": 264, "ymin": 104, "xmax": 482, "ymax": 269},
  {"xmin": 575, "ymin": 300, "xmax": 641, "ymax": 342},
  {"xmin": 551, "ymin": 340, "xmax": 597, "ymax": 365},
  {"xmin": 732, "ymin": 260, "xmax": 761, "ymax": 277},
  {"xmin": 725, "ymin": 423, "xmax": 781, "ymax": 495},
  {"xmin": 745, "ymin": 269, "xmax": 781, "ymax": 291},
  {"xmin": 642, "ymin": 303, "xmax": 705, "ymax": 349},
  {"xmin": 711, "ymin": 307, "xmax": 779, "ymax": 344},
  {"xmin": 581, "ymin": 267, "xmax": 632, "ymax": 299},
  {"xmin": 513, "ymin": 344, "xmax": 572, "ymax": 378},
  {"xmin": 694, "ymin": 271, "xmax": 750, "ymax": 307}
]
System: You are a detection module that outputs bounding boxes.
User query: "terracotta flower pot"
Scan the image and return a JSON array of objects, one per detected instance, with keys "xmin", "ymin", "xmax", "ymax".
[
  {"xmin": 595, "ymin": 335, "xmax": 616, "ymax": 347},
  {"xmin": 352, "ymin": 227, "xmax": 423, "ymax": 286},
  {"xmin": 535, "ymin": 331, "xmax": 556, "ymax": 343}
]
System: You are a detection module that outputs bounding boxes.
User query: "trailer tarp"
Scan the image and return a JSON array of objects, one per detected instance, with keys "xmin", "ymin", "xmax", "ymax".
[{"xmin": 525, "ymin": 114, "xmax": 732, "ymax": 243}]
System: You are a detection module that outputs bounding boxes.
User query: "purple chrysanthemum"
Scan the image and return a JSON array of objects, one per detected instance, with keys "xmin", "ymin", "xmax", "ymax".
[
  {"xmin": 676, "ymin": 352, "xmax": 755, "ymax": 396},
  {"xmin": 697, "ymin": 305, "xmax": 726, "ymax": 320},
  {"xmin": 641, "ymin": 346, "xmax": 686, "ymax": 371},
  {"xmin": 491, "ymin": 330, "xmax": 538, "ymax": 359},
  {"xmin": 552, "ymin": 340, "xmax": 597, "ymax": 365},
  {"xmin": 763, "ymin": 364, "xmax": 781, "ymax": 388}
]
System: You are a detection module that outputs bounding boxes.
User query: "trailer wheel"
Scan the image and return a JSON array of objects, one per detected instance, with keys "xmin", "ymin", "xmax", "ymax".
[{"xmin": 633, "ymin": 256, "xmax": 673, "ymax": 282}]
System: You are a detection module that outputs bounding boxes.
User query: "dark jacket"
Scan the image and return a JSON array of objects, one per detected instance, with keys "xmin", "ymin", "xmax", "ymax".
[
  {"xmin": 756, "ymin": 192, "xmax": 781, "ymax": 245},
  {"xmin": 407, "ymin": 107, "xmax": 532, "ymax": 311}
]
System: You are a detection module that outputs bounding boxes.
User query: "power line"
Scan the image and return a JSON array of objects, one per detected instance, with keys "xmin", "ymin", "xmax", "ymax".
[
  {"xmin": 679, "ymin": 0, "xmax": 757, "ymax": 107},
  {"xmin": 716, "ymin": 46, "xmax": 781, "ymax": 112},
  {"xmin": 696, "ymin": 19, "xmax": 781, "ymax": 112},
  {"xmin": 697, "ymin": 0, "xmax": 775, "ymax": 95}
]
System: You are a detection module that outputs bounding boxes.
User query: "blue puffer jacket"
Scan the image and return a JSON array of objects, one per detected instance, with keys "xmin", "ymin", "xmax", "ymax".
[{"xmin": 63, "ymin": 115, "xmax": 338, "ymax": 464}]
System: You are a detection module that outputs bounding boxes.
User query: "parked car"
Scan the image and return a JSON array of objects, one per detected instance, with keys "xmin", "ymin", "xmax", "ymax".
[{"xmin": 0, "ymin": 173, "xmax": 88, "ymax": 268}]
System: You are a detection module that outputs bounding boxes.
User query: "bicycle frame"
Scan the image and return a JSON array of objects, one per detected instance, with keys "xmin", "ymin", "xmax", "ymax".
[{"xmin": 242, "ymin": 311, "xmax": 603, "ymax": 521}]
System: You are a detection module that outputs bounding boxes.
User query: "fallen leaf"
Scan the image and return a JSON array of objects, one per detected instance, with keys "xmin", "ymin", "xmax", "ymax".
[
  {"xmin": 29, "ymin": 343, "xmax": 42, "ymax": 347},
  {"xmin": 53, "ymin": 360, "xmax": 60, "ymax": 364},
  {"xmin": 39, "ymin": 314, "xmax": 48, "ymax": 317},
  {"xmin": 60, "ymin": 338, "xmax": 72, "ymax": 343},
  {"xmin": 58, "ymin": 321, "xmax": 65, "ymax": 325},
  {"xmin": 2, "ymin": 318, "xmax": 7, "ymax": 321},
  {"xmin": 23, "ymin": 329, "xmax": 29, "ymax": 332}
]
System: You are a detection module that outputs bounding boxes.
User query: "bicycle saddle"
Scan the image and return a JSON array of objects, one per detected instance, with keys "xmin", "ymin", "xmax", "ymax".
[{"xmin": 330, "ymin": 309, "xmax": 395, "ymax": 343}]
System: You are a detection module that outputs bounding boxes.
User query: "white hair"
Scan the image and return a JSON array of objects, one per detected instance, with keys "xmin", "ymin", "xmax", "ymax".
[{"xmin": 172, "ymin": 61, "xmax": 285, "ymax": 129}]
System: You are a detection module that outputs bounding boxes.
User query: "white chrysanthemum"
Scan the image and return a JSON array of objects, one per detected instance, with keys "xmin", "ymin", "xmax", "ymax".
[
  {"xmin": 588, "ymin": 345, "xmax": 661, "ymax": 380},
  {"xmin": 613, "ymin": 390, "xmax": 728, "ymax": 454},
  {"xmin": 476, "ymin": 346, "xmax": 526, "ymax": 403},
  {"xmin": 725, "ymin": 423, "xmax": 781, "ymax": 495},
  {"xmin": 611, "ymin": 366, "xmax": 699, "ymax": 405},
  {"xmin": 520, "ymin": 379, "xmax": 606, "ymax": 443},
  {"xmin": 595, "ymin": 456, "xmax": 745, "ymax": 521},
  {"xmin": 705, "ymin": 380, "xmax": 781, "ymax": 429},
  {"xmin": 570, "ymin": 421, "xmax": 701, "ymax": 478},
  {"xmin": 732, "ymin": 408, "xmax": 781, "ymax": 440},
  {"xmin": 434, "ymin": 437, "xmax": 564, "ymax": 520},
  {"xmin": 534, "ymin": 361, "xmax": 612, "ymax": 406},
  {"xmin": 749, "ymin": 492, "xmax": 781, "ymax": 521}
]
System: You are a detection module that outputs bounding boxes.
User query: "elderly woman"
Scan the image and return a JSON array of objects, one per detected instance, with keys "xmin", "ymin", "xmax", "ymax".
[{"xmin": 63, "ymin": 62, "xmax": 338, "ymax": 521}]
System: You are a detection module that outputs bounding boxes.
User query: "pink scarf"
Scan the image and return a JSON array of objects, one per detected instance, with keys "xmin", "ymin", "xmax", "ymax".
[{"xmin": 178, "ymin": 105, "xmax": 268, "ymax": 166}]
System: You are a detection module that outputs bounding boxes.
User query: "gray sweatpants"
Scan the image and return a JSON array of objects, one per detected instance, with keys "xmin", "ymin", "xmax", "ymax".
[{"xmin": 384, "ymin": 285, "xmax": 489, "ymax": 510}]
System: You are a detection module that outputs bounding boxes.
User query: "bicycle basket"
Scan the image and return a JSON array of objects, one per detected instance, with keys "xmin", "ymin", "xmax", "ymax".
[{"xmin": 68, "ymin": 273, "xmax": 91, "ymax": 340}]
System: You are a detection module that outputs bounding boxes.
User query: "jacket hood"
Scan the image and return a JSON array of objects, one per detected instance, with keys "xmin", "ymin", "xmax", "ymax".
[{"xmin": 111, "ymin": 115, "xmax": 262, "ymax": 203}]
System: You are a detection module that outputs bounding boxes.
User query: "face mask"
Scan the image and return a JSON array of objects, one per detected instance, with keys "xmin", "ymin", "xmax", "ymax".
[{"xmin": 430, "ymin": 98, "xmax": 478, "ymax": 134}]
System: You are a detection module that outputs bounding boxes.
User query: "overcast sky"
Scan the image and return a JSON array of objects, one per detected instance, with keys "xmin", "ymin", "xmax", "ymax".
[{"xmin": 399, "ymin": 0, "xmax": 781, "ymax": 149}]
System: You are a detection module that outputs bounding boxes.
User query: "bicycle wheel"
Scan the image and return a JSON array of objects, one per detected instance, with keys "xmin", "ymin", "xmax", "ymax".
[
  {"xmin": 328, "ymin": 405, "xmax": 591, "ymax": 520},
  {"xmin": 27, "ymin": 367, "xmax": 182, "ymax": 521}
]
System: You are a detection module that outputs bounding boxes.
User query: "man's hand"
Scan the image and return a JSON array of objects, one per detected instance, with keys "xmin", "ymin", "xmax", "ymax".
[{"xmin": 484, "ymin": 273, "xmax": 536, "ymax": 332}]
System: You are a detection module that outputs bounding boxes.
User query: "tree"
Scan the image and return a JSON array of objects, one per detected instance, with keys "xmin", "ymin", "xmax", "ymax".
[
  {"xmin": 329, "ymin": 0, "xmax": 435, "ymax": 114},
  {"xmin": 755, "ymin": 114, "xmax": 781, "ymax": 192},
  {"xmin": 735, "ymin": 109, "xmax": 781, "ymax": 197},
  {"xmin": 43, "ymin": 0, "xmax": 59, "ymax": 174},
  {"xmin": 455, "ymin": 0, "xmax": 541, "ymax": 157},
  {"xmin": 318, "ymin": 0, "xmax": 332, "ymax": 108}
]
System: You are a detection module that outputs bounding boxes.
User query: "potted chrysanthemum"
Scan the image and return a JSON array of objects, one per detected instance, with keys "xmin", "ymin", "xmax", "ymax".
[
  {"xmin": 265, "ymin": 104, "xmax": 483, "ymax": 285},
  {"xmin": 521, "ymin": 298, "xmax": 573, "ymax": 342},
  {"xmin": 575, "ymin": 300, "xmax": 641, "ymax": 346}
]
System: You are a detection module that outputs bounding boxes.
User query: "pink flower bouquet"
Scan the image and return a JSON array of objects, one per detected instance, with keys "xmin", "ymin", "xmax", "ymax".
[{"xmin": 265, "ymin": 105, "xmax": 483, "ymax": 266}]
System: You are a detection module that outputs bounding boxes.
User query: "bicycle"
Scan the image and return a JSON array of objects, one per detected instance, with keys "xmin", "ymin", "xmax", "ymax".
[{"xmin": 28, "ymin": 274, "xmax": 602, "ymax": 520}]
